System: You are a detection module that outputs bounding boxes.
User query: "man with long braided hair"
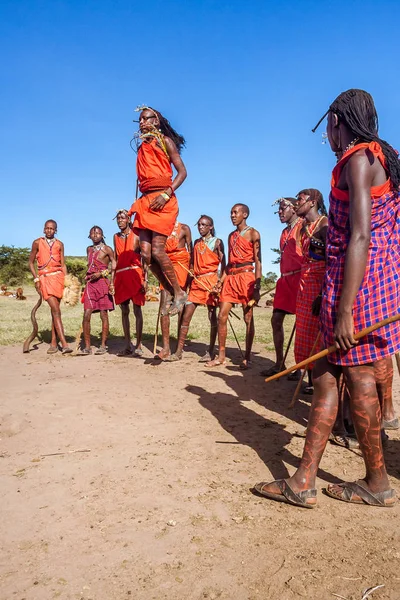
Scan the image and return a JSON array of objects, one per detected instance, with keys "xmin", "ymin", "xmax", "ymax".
[
  {"xmin": 129, "ymin": 106, "xmax": 187, "ymax": 316},
  {"xmin": 255, "ymin": 89, "xmax": 400, "ymax": 508}
]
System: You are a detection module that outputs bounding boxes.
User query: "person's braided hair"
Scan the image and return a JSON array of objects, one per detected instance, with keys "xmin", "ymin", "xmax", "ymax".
[
  {"xmin": 297, "ymin": 189, "xmax": 327, "ymax": 216},
  {"xmin": 330, "ymin": 89, "xmax": 400, "ymax": 189},
  {"xmin": 148, "ymin": 107, "xmax": 186, "ymax": 154}
]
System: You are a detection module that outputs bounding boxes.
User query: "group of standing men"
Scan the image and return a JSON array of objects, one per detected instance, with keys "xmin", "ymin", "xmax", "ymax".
[{"xmin": 29, "ymin": 90, "xmax": 400, "ymax": 509}]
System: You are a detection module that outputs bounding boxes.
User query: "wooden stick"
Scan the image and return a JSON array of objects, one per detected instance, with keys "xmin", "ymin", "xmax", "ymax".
[
  {"xmin": 153, "ymin": 301, "xmax": 162, "ymax": 354},
  {"xmin": 23, "ymin": 294, "xmax": 43, "ymax": 353},
  {"xmin": 177, "ymin": 260, "xmax": 241, "ymax": 320},
  {"xmin": 265, "ymin": 313, "xmax": 400, "ymax": 384},
  {"xmin": 289, "ymin": 332, "xmax": 321, "ymax": 408},
  {"xmin": 279, "ymin": 321, "xmax": 296, "ymax": 373},
  {"xmin": 228, "ymin": 316, "xmax": 244, "ymax": 359}
]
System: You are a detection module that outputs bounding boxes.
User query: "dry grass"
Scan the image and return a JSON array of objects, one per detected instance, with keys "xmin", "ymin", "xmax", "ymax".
[{"xmin": 0, "ymin": 286, "xmax": 295, "ymax": 351}]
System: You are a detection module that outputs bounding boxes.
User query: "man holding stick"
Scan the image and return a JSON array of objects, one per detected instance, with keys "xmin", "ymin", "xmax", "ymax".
[
  {"xmin": 208, "ymin": 204, "xmax": 261, "ymax": 370},
  {"xmin": 261, "ymin": 198, "xmax": 303, "ymax": 377},
  {"xmin": 255, "ymin": 89, "xmax": 400, "ymax": 508}
]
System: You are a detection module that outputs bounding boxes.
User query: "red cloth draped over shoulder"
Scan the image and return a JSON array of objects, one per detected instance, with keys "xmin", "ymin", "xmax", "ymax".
[
  {"xmin": 220, "ymin": 230, "xmax": 255, "ymax": 305},
  {"xmin": 273, "ymin": 219, "xmax": 303, "ymax": 314},
  {"xmin": 188, "ymin": 238, "xmax": 220, "ymax": 306},
  {"xmin": 130, "ymin": 138, "xmax": 178, "ymax": 237},
  {"xmin": 114, "ymin": 231, "xmax": 145, "ymax": 306},
  {"xmin": 82, "ymin": 248, "xmax": 114, "ymax": 312},
  {"xmin": 36, "ymin": 238, "xmax": 65, "ymax": 300},
  {"xmin": 321, "ymin": 141, "xmax": 400, "ymax": 365}
]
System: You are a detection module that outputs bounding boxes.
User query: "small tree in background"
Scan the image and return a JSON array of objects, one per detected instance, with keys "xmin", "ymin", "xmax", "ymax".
[
  {"xmin": 65, "ymin": 257, "xmax": 87, "ymax": 283},
  {"xmin": 271, "ymin": 247, "xmax": 281, "ymax": 264},
  {"xmin": 0, "ymin": 246, "xmax": 30, "ymax": 286},
  {"xmin": 263, "ymin": 271, "xmax": 278, "ymax": 289}
]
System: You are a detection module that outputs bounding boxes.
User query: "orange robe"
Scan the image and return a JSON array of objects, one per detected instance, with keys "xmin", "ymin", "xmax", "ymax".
[
  {"xmin": 188, "ymin": 237, "xmax": 220, "ymax": 306},
  {"xmin": 273, "ymin": 219, "xmax": 304, "ymax": 314},
  {"xmin": 220, "ymin": 229, "xmax": 255, "ymax": 305},
  {"xmin": 114, "ymin": 231, "xmax": 145, "ymax": 306},
  {"xmin": 164, "ymin": 222, "xmax": 190, "ymax": 289},
  {"xmin": 36, "ymin": 238, "xmax": 65, "ymax": 300},
  {"xmin": 130, "ymin": 138, "xmax": 178, "ymax": 237}
]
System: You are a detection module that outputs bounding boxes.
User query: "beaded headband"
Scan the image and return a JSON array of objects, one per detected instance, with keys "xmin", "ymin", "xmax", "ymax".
[{"xmin": 113, "ymin": 209, "xmax": 130, "ymax": 220}]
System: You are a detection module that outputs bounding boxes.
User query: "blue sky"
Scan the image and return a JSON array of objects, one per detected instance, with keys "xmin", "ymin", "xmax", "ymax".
[{"xmin": 1, "ymin": 0, "xmax": 400, "ymax": 272}]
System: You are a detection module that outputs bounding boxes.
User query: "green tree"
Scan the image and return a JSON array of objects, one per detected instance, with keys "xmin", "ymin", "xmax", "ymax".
[
  {"xmin": 263, "ymin": 271, "xmax": 278, "ymax": 289},
  {"xmin": 65, "ymin": 257, "xmax": 87, "ymax": 283},
  {"xmin": 0, "ymin": 245, "xmax": 30, "ymax": 286},
  {"xmin": 271, "ymin": 247, "xmax": 281, "ymax": 264}
]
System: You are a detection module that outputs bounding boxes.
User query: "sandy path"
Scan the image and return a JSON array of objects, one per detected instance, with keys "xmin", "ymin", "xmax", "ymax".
[{"xmin": 1, "ymin": 341, "xmax": 400, "ymax": 600}]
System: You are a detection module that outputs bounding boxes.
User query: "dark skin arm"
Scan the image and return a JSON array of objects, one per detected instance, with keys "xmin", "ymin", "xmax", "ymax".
[
  {"xmin": 150, "ymin": 136, "xmax": 187, "ymax": 210},
  {"xmin": 214, "ymin": 233, "xmax": 232, "ymax": 292},
  {"xmin": 29, "ymin": 239, "xmax": 41, "ymax": 295},
  {"xmin": 88, "ymin": 245, "xmax": 116, "ymax": 281},
  {"xmin": 215, "ymin": 239, "xmax": 226, "ymax": 274},
  {"xmin": 334, "ymin": 151, "xmax": 374, "ymax": 351},
  {"xmin": 251, "ymin": 228, "xmax": 262, "ymax": 303},
  {"xmin": 60, "ymin": 242, "xmax": 67, "ymax": 276},
  {"xmin": 109, "ymin": 235, "xmax": 118, "ymax": 295}
]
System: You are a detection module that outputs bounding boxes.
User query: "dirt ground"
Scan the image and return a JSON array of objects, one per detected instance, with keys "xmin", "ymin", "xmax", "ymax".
[{"xmin": 1, "ymin": 335, "xmax": 400, "ymax": 600}]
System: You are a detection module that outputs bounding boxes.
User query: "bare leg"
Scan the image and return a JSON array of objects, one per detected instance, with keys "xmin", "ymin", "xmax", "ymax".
[
  {"xmin": 242, "ymin": 306, "xmax": 255, "ymax": 366},
  {"xmin": 139, "ymin": 230, "xmax": 174, "ymax": 294},
  {"xmin": 47, "ymin": 296, "xmax": 70, "ymax": 349},
  {"xmin": 99, "ymin": 310, "xmax": 109, "ymax": 347},
  {"xmin": 50, "ymin": 314, "xmax": 57, "ymax": 348},
  {"xmin": 271, "ymin": 310, "xmax": 286, "ymax": 367},
  {"xmin": 120, "ymin": 301, "xmax": 132, "ymax": 352},
  {"xmin": 133, "ymin": 304, "xmax": 143, "ymax": 350},
  {"xmin": 157, "ymin": 290, "xmax": 171, "ymax": 359},
  {"xmin": 207, "ymin": 302, "xmax": 232, "ymax": 366},
  {"xmin": 172, "ymin": 303, "xmax": 196, "ymax": 359},
  {"xmin": 258, "ymin": 357, "xmax": 341, "ymax": 496},
  {"xmin": 82, "ymin": 308, "xmax": 93, "ymax": 350},
  {"xmin": 374, "ymin": 357, "xmax": 396, "ymax": 423},
  {"xmin": 151, "ymin": 233, "xmax": 187, "ymax": 312}
]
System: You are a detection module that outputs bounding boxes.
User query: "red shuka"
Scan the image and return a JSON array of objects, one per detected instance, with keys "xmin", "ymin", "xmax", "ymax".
[
  {"xmin": 130, "ymin": 138, "xmax": 178, "ymax": 236},
  {"xmin": 273, "ymin": 219, "xmax": 304, "ymax": 314},
  {"xmin": 164, "ymin": 222, "xmax": 190, "ymax": 289},
  {"xmin": 36, "ymin": 238, "xmax": 65, "ymax": 300},
  {"xmin": 220, "ymin": 230, "xmax": 255, "ymax": 305},
  {"xmin": 114, "ymin": 231, "xmax": 145, "ymax": 306},
  {"xmin": 188, "ymin": 238, "xmax": 220, "ymax": 306}
]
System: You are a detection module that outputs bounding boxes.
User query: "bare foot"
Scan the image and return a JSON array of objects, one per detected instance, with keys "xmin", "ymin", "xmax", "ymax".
[
  {"xmin": 240, "ymin": 359, "xmax": 251, "ymax": 370},
  {"xmin": 169, "ymin": 353, "xmax": 182, "ymax": 362},
  {"xmin": 168, "ymin": 292, "xmax": 188, "ymax": 316}
]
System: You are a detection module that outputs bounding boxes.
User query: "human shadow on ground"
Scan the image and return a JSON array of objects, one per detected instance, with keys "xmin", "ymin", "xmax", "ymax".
[{"xmin": 186, "ymin": 378, "xmax": 341, "ymax": 485}]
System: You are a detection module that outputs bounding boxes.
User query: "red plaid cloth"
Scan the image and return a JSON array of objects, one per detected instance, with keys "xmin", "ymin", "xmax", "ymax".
[
  {"xmin": 320, "ymin": 142, "xmax": 400, "ymax": 366},
  {"xmin": 294, "ymin": 223, "xmax": 325, "ymax": 366}
]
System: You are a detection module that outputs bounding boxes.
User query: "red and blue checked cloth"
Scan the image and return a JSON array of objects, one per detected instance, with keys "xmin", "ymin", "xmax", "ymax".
[
  {"xmin": 294, "ymin": 222, "xmax": 325, "ymax": 367},
  {"xmin": 320, "ymin": 142, "xmax": 400, "ymax": 366}
]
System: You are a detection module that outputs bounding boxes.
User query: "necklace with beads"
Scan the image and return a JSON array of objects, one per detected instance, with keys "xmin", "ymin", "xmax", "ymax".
[
  {"xmin": 337, "ymin": 137, "xmax": 360, "ymax": 161},
  {"xmin": 120, "ymin": 230, "xmax": 131, "ymax": 239},
  {"xmin": 45, "ymin": 237, "xmax": 56, "ymax": 248},
  {"xmin": 92, "ymin": 244, "xmax": 104, "ymax": 253}
]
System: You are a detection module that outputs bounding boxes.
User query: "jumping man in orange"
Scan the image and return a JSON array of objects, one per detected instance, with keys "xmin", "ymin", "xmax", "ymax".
[
  {"xmin": 171, "ymin": 215, "xmax": 225, "ymax": 362},
  {"xmin": 208, "ymin": 204, "xmax": 262, "ymax": 369},
  {"xmin": 129, "ymin": 106, "xmax": 187, "ymax": 316},
  {"xmin": 156, "ymin": 221, "xmax": 192, "ymax": 360},
  {"xmin": 28, "ymin": 220, "xmax": 72, "ymax": 354},
  {"xmin": 110, "ymin": 210, "xmax": 146, "ymax": 357}
]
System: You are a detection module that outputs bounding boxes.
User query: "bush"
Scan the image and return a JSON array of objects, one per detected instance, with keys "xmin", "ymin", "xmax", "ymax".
[
  {"xmin": 0, "ymin": 246, "xmax": 30, "ymax": 286},
  {"xmin": 65, "ymin": 257, "xmax": 87, "ymax": 283}
]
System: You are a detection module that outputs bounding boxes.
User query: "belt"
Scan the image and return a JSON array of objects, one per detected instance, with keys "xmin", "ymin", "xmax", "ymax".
[
  {"xmin": 116, "ymin": 265, "xmax": 141, "ymax": 273},
  {"xmin": 230, "ymin": 262, "xmax": 254, "ymax": 268},
  {"xmin": 281, "ymin": 269, "xmax": 301, "ymax": 277},
  {"xmin": 229, "ymin": 267, "xmax": 254, "ymax": 275},
  {"xmin": 39, "ymin": 270, "xmax": 63, "ymax": 278}
]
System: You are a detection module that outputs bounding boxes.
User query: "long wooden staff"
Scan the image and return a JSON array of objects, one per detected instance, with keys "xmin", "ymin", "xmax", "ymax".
[
  {"xmin": 289, "ymin": 331, "xmax": 321, "ymax": 408},
  {"xmin": 265, "ymin": 314, "xmax": 400, "ymax": 384},
  {"xmin": 177, "ymin": 261, "xmax": 244, "ymax": 355},
  {"xmin": 153, "ymin": 300, "xmax": 162, "ymax": 354},
  {"xmin": 23, "ymin": 294, "xmax": 43, "ymax": 353},
  {"xmin": 279, "ymin": 320, "xmax": 296, "ymax": 373},
  {"xmin": 395, "ymin": 353, "xmax": 400, "ymax": 377}
]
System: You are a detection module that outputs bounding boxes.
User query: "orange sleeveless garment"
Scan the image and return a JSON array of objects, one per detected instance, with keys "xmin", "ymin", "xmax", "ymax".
[
  {"xmin": 188, "ymin": 238, "xmax": 220, "ymax": 306},
  {"xmin": 36, "ymin": 238, "xmax": 65, "ymax": 300},
  {"xmin": 114, "ymin": 231, "xmax": 145, "ymax": 306},
  {"xmin": 130, "ymin": 138, "xmax": 178, "ymax": 236},
  {"xmin": 220, "ymin": 230, "xmax": 255, "ymax": 305},
  {"xmin": 164, "ymin": 222, "xmax": 190, "ymax": 288}
]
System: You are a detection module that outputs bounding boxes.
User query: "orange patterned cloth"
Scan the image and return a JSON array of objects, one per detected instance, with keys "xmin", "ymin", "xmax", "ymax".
[
  {"xmin": 36, "ymin": 238, "xmax": 64, "ymax": 300},
  {"xmin": 188, "ymin": 237, "xmax": 220, "ymax": 306},
  {"xmin": 114, "ymin": 231, "xmax": 145, "ymax": 306},
  {"xmin": 161, "ymin": 222, "xmax": 190, "ymax": 289},
  {"xmin": 130, "ymin": 138, "xmax": 178, "ymax": 236},
  {"xmin": 220, "ymin": 230, "xmax": 255, "ymax": 305}
]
